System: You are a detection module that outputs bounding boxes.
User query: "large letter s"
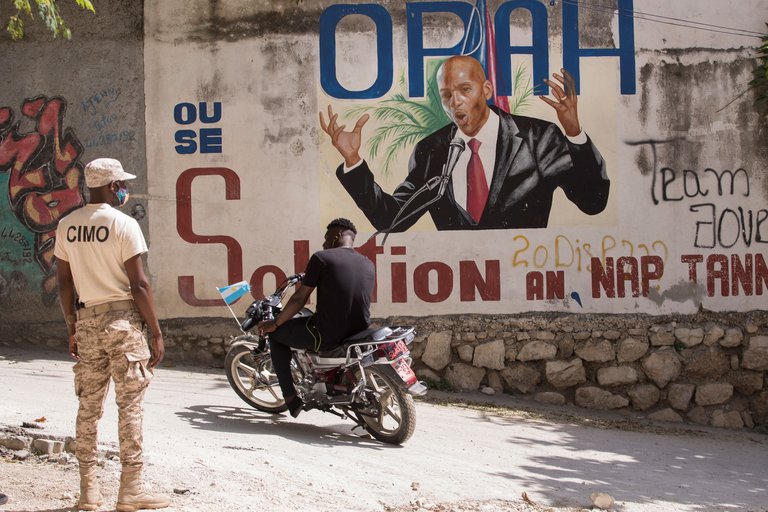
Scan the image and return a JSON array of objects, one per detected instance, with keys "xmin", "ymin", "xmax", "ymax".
[{"xmin": 176, "ymin": 167, "xmax": 243, "ymax": 306}]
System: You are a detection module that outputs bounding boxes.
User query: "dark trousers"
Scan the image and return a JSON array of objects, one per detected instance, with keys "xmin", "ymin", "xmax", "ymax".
[{"xmin": 268, "ymin": 314, "xmax": 320, "ymax": 399}]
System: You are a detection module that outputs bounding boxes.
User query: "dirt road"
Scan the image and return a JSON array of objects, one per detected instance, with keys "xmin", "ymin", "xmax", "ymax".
[{"xmin": 1, "ymin": 347, "xmax": 766, "ymax": 512}]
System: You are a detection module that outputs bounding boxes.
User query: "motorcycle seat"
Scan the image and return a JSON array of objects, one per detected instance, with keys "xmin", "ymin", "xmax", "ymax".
[
  {"xmin": 316, "ymin": 327, "xmax": 394, "ymax": 357},
  {"xmin": 344, "ymin": 326, "xmax": 393, "ymax": 343}
]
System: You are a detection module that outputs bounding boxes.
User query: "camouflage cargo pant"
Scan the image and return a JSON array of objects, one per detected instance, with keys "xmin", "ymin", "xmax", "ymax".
[{"xmin": 73, "ymin": 310, "xmax": 152, "ymax": 469}]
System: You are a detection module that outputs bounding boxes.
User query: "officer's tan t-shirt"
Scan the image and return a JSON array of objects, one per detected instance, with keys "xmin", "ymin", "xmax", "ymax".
[{"xmin": 54, "ymin": 203, "xmax": 148, "ymax": 307}]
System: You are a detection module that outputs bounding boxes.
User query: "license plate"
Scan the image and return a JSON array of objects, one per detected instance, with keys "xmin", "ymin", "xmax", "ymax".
[
  {"xmin": 392, "ymin": 358, "xmax": 416, "ymax": 385},
  {"xmin": 384, "ymin": 340, "xmax": 408, "ymax": 361}
]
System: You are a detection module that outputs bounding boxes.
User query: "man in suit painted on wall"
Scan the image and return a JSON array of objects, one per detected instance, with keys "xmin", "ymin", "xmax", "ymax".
[{"xmin": 319, "ymin": 55, "xmax": 609, "ymax": 231}]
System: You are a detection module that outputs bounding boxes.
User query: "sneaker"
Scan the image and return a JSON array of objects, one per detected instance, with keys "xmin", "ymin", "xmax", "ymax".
[{"xmin": 286, "ymin": 396, "xmax": 303, "ymax": 418}]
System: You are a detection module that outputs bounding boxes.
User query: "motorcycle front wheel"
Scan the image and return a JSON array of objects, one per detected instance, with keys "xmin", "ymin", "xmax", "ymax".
[
  {"xmin": 225, "ymin": 342, "xmax": 287, "ymax": 413},
  {"xmin": 354, "ymin": 366, "xmax": 416, "ymax": 445}
]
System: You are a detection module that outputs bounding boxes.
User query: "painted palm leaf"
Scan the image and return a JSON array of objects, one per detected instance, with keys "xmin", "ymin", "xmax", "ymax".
[{"xmin": 509, "ymin": 64, "xmax": 534, "ymax": 115}]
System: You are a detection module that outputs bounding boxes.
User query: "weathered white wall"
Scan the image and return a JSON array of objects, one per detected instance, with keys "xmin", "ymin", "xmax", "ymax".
[
  {"xmin": 143, "ymin": 0, "xmax": 767, "ymax": 321},
  {"xmin": 1, "ymin": 0, "xmax": 765, "ymax": 333}
]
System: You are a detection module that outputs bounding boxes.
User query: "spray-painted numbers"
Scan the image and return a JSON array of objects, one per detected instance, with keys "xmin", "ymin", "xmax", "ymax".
[
  {"xmin": 80, "ymin": 87, "xmax": 136, "ymax": 149},
  {"xmin": 511, "ymin": 234, "xmax": 668, "ymax": 273}
]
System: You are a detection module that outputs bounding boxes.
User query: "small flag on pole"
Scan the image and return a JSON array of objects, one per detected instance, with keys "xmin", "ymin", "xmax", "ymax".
[{"xmin": 217, "ymin": 281, "xmax": 251, "ymax": 305}]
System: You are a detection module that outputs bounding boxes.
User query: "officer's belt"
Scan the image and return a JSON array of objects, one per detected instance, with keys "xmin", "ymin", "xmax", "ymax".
[{"xmin": 77, "ymin": 299, "xmax": 137, "ymax": 321}]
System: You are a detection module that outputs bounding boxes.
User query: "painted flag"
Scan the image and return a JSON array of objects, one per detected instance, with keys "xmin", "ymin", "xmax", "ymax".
[
  {"xmin": 465, "ymin": 0, "xmax": 511, "ymax": 113},
  {"xmin": 217, "ymin": 281, "xmax": 251, "ymax": 305}
]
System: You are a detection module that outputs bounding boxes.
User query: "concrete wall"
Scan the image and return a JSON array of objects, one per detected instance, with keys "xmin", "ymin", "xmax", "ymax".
[
  {"xmin": 0, "ymin": 0, "xmax": 146, "ymax": 321},
  {"xmin": 142, "ymin": 0, "xmax": 767, "ymax": 320},
  {"xmin": 1, "ymin": 1, "xmax": 766, "ymax": 428}
]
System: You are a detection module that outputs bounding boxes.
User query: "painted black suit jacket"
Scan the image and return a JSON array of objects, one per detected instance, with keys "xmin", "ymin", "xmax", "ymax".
[{"xmin": 336, "ymin": 107, "xmax": 610, "ymax": 231}]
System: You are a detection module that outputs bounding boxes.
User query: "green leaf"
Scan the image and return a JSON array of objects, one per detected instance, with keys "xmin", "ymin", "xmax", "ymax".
[
  {"xmin": 367, "ymin": 123, "xmax": 426, "ymax": 161},
  {"xmin": 380, "ymin": 129, "xmax": 430, "ymax": 171},
  {"xmin": 6, "ymin": 0, "xmax": 95, "ymax": 40},
  {"xmin": 7, "ymin": 15, "xmax": 24, "ymax": 40},
  {"xmin": 509, "ymin": 63, "xmax": 534, "ymax": 114},
  {"xmin": 75, "ymin": 0, "xmax": 95, "ymax": 13},
  {"xmin": 13, "ymin": 0, "xmax": 32, "ymax": 15}
]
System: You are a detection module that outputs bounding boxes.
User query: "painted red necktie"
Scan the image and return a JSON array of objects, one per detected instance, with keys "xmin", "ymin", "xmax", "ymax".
[{"xmin": 466, "ymin": 137, "xmax": 489, "ymax": 223}]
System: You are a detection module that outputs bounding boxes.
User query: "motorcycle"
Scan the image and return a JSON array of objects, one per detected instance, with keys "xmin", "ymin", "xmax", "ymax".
[{"xmin": 224, "ymin": 273, "xmax": 427, "ymax": 445}]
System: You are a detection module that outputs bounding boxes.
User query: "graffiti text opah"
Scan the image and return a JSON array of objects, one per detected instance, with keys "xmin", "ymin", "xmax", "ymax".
[{"xmin": 319, "ymin": 0, "xmax": 637, "ymax": 99}]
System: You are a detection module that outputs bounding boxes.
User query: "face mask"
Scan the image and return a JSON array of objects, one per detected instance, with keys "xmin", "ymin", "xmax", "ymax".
[{"xmin": 115, "ymin": 185, "xmax": 130, "ymax": 207}]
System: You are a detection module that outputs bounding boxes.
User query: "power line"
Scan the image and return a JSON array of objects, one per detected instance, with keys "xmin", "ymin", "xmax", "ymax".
[
  {"xmin": 558, "ymin": 0, "xmax": 766, "ymax": 38},
  {"xmin": 614, "ymin": 5, "xmax": 764, "ymax": 36},
  {"xmin": 554, "ymin": 0, "xmax": 766, "ymax": 39}
]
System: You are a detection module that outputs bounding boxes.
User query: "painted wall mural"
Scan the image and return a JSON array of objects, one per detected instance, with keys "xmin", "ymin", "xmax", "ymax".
[
  {"xmin": 0, "ymin": 96, "xmax": 85, "ymax": 303},
  {"xmin": 143, "ymin": 0, "xmax": 767, "ymax": 319}
]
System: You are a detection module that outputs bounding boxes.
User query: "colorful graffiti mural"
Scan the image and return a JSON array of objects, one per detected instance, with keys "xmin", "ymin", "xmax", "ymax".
[{"xmin": 0, "ymin": 96, "xmax": 85, "ymax": 301}]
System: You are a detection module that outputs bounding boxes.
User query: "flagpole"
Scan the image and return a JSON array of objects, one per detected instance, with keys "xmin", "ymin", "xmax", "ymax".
[
  {"xmin": 218, "ymin": 288, "xmax": 247, "ymax": 333},
  {"xmin": 461, "ymin": 5, "xmax": 482, "ymax": 56}
]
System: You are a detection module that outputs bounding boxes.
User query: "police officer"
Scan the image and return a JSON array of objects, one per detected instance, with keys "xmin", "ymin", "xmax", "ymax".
[{"xmin": 55, "ymin": 158, "xmax": 169, "ymax": 512}]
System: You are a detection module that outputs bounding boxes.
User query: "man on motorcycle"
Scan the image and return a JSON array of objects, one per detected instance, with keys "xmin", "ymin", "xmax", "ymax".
[{"xmin": 258, "ymin": 218, "xmax": 375, "ymax": 417}]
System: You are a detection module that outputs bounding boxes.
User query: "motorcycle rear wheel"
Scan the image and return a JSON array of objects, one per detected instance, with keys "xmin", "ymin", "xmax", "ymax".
[
  {"xmin": 225, "ymin": 343, "xmax": 287, "ymax": 413},
  {"xmin": 354, "ymin": 366, "xmax": 416, "ymax": 445}
]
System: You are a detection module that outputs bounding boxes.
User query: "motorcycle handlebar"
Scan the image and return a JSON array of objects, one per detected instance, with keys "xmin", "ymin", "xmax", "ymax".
[{"xmin": 274, "ymin": 273, "xmax": 304, "ymax": 296}]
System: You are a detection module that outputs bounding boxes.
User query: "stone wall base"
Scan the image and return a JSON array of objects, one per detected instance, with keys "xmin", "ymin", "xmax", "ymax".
[
  {"xmin": 4, "ymin": 309, "xmax": 766, "ymax": 431},
  {"xmin": 387, "ymin": 309, "xmax": 768, "ymax": 432}
]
